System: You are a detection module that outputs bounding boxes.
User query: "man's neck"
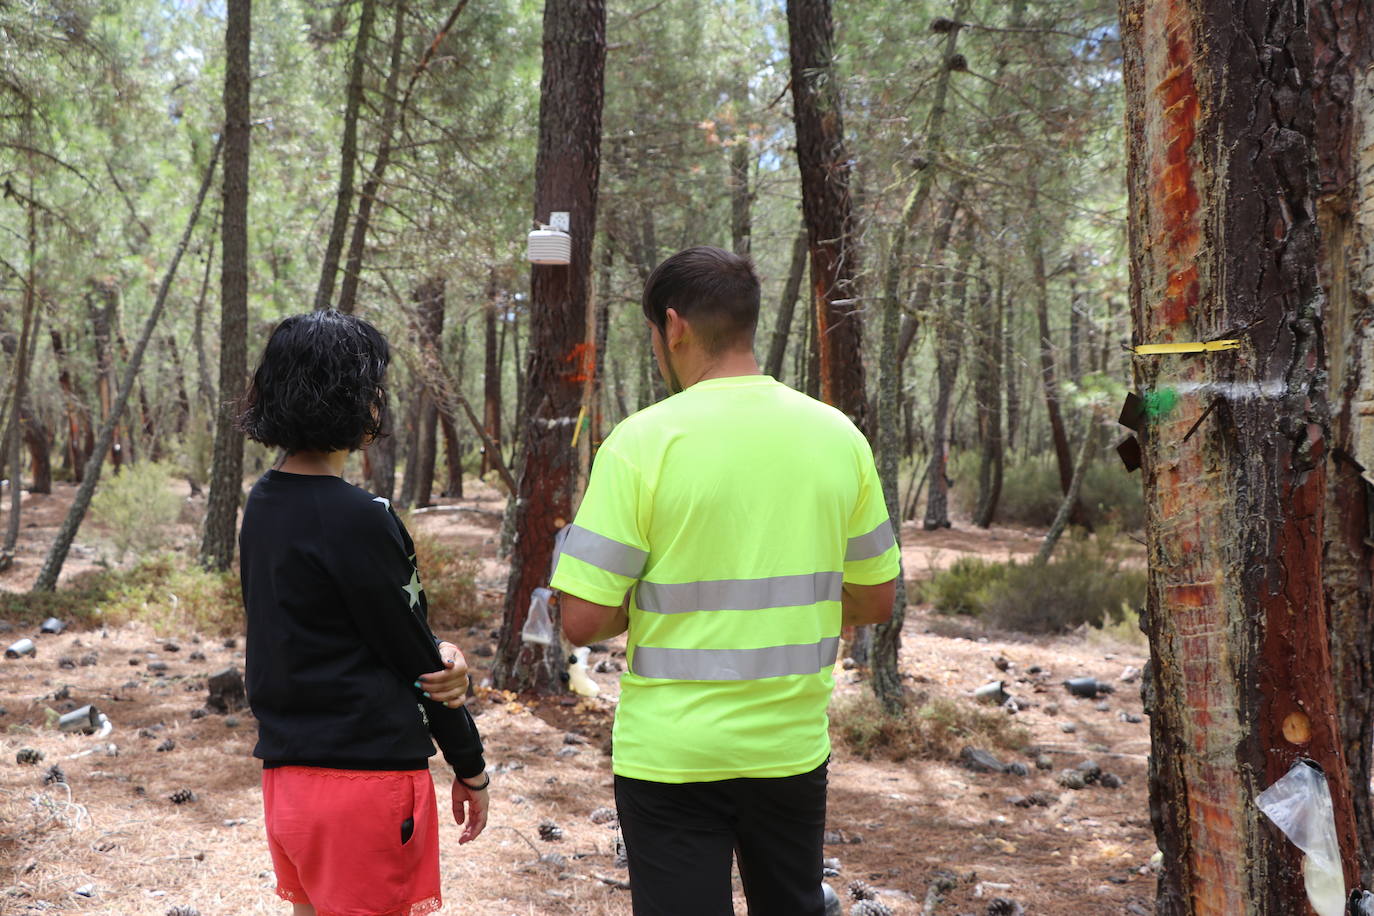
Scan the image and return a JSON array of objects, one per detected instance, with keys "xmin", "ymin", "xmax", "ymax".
[{"xmin": 682, "ymin": 350, "xmax": 762, "ymax": 388}]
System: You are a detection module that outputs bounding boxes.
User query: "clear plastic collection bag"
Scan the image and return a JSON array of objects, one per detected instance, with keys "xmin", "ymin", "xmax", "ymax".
[
  {"xmin": 1256, "ymin": 758, "xmax": 1344, "ymax": 916},
  {"xmin": 521, "ymin": 587, "xmax": 556, "ymax": 646}
]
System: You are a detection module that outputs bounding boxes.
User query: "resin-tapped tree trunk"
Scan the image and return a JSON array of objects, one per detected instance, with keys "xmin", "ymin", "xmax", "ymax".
[
  {"xmin": 787, "ymin": 0, "xmax": 866, "ymax": 431},
  {"xmin": 1121, "ymin": 0, "xmax": 1360, "ymax": 909},
  {"xmin": 1311, "ymin": 0, "xmax": 1374, "ymax": 884},
  {"xmin": 200, "ymin": 0, "xmax": 250, "ymax": 572},
  {"xmin": 493, "ymin": 0, "xmax": 605, "ymax": 695}
]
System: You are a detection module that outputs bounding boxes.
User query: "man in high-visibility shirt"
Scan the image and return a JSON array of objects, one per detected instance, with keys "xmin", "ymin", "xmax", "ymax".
[{"xmin": 551, "ymin": 245, "xmax": 899, "ymax": 916}]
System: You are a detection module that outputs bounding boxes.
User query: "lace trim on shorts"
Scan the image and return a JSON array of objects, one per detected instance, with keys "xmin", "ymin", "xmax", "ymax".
[{"xmin": 312, "ymin": 896, "xmax": 442, "ymax": 916}]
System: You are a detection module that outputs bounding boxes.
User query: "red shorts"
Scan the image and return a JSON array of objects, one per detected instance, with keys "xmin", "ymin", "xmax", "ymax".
[{"xmin": 262, "ymin": 766, "xmax": 441, "ymax": 916}]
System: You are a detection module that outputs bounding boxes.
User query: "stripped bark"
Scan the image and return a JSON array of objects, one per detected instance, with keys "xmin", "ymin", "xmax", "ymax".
[
  {"xmin": 494, "ymin": 0, "xmax": 605, "ymax": 694},
  {"xmin": 787, "ymin": 0, "xmax": 866, "ymax": 431},
  {"xmin": 1122, "ymin": 0, "xmax": 1359, "ymax": 908},
  {"xmin": 1311, "ymin": 0, "xmax": 1374, "ymax": 884}
]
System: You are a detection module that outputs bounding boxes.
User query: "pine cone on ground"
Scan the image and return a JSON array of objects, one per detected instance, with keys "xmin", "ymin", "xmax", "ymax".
[
  {"xmin": 851, "ymin": 900, "xmax": 893, "ymax": 916},
  {"xmin": 166, "ymin": 907, "xmax": 201, "ymax": 916},
  {"xmin": 42, "ymin": 764, "xmax": 66, "ymax": 785},
  {"xmin": 848, "ymin": 879, "xmax": 876, "ymax": 900},
  {"xmin": 15, "ymin": 747, "xmax": 42, "ymax": 765},
  {"xmin": 538, "ymin": 819, "xmax": 563, "ymax": 841},
  {"xmin": 168, "ymin": 788, "xmax": 196, "ymax": 805}
]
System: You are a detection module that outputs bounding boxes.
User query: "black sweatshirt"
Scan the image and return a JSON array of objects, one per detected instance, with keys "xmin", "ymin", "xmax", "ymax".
[{"xmin": 240, "ymin": 469, "xmax": 485, "ymax": 778}]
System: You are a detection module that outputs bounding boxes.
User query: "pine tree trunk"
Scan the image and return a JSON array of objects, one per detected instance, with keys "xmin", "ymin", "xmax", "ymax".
[
  {"xmin": 922, "ymin": 207, "xmax": 971, "ymax": 531},
  {"xmin": 1122, "ymin": 0, "xmax": 1360, "ymax": 907},
  {"xmin": 482, "ymin": 272, "xmax": 503, "ymax": 477},
  {"xmin": 21, "ymin": 408, "xmax": 51, "ymax": 496},
  {"xmin": 200, "ymin": 0, "xmax": 250, "ymax": 573},
  {"xmin": 494, "ymin": 0, "xmax": 605, "ymax": 695},
  {"xmin": 50, "ymin": 330, "xmax": 91, "ymax": 483},
  {"xmin": 1311, "ymin": 0, "xmax": 1374, "ymax": 884},
  {"xmin": 729, "ymin": 123, "xmax": 752, "ymax": 257},
  {"xmin": 787, "ymin": 0, "xmax": 866, "ymax": 431},
  {"xmin": 765, "ymin": 228, "xmax": 808, "ymax": 383},
  {"xmin": 973, "ymin": 269, "xmax": 1004, "ymax": 528},
  {"xmin": 314, "ymin": 0, "xmax": 375, "ymax": 312},
  {"xmin": 164, "ymin": 334, "xmax": 192, "ymax": 436},
  {"xmin": 87, "ymin": 281, "xmax": 124, "ymax": 470},
  {"xmin": 365, "ymin": 394, "xmax": 397, "ymax": 500}
]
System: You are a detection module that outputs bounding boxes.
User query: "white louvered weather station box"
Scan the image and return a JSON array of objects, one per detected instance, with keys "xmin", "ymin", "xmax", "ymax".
[{"xmin": 527, "ymin": 211, "xmax": 571, "ymax": 265}]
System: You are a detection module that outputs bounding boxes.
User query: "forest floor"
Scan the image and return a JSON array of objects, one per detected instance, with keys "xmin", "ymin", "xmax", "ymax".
[{"xmin": 0, "ymin": 481, "xmax": 1156, "ymax": 915}]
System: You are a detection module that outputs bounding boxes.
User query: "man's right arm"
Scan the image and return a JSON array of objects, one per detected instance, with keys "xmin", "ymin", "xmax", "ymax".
[{"xmin": 842, "ymin": 578, "xmax": 897, "ymax": 626}]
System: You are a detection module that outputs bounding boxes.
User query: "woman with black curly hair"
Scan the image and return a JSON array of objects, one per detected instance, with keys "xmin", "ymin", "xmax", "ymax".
[{"xmin": 238, "ymin": 310, "xmax": 490, "ymax": 916}]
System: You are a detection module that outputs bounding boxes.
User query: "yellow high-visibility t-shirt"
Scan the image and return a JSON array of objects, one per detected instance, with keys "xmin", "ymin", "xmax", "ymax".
[{"xmin": 550, "ymin": 375, "xmax": 900, "ymax": 782}]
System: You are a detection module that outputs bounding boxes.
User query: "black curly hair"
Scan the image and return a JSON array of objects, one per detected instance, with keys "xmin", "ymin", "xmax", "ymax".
[{"xmin": 239, "ymin": 310, "xmax": 389, "ymax": 454}]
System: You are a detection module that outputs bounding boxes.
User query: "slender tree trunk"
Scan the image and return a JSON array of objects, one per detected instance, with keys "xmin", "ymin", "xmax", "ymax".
[
  {"xmin": 2, "ymin": 184, "xmax": 39, "ymax": 564},
  {"xmin": 49, "ymin": 330, "xmax": 92, "ymax": 483},
  {"xmin": 922, "ymin": 210, "xmax": 972, "ymax": 531},
  {"xmin": 1122, "ymin": 0, "xmax": 1359, "ymax": 908},
  {"xmin": 482, "ymin": 271, "xmax": 503, "ymax": 477},
  {"xmin": 164, "ymin": 334, "xmax": 192, "ymax": 435},
  {"xmin": 337, "ymin": 0, "xmax": 406, "ymax": 316},
  {"xmin": 787, "ymin": 0, "xmax": 866, "ymax": 431},
  {"xmin": 87, "ymin": 281, "xmax": 124, "ymax": 470},
  {"xmin": 192, "ymin": 218, "xmax": 217, "ymax": 410},
  {"xmin": 314, "ymin": 0, "xmax": 375, "ymax": 312},
  {"xmin": 409, "ymin": 278, "xmax": 444, "ymax": 508},
  {"xmin": 1034, "ymin": 418, "xmax": 1092, "ymax": 566},
  {"xmin": 35, "ymin": 138, "xmax": 222, "ymax": 592},
  {"xmin": 1004, "ymin": 280, "xmax": 1020, "ymax": 453},
  {"xmin": 1312, "ymin": 0, "xmax": 1374, "ymax": 884},
  {"xmin": 765, "ymin": 228, "xmax": 808, "ymax": 382},
  {"xmin": 200, "ymin": 0, "xmax": 250, "ymax": 572},
  {"xmin": 365, "ymin": 395, "xmax": 397, "ymax": 500},
  {"xmin": 21, "ymin": 409, "xmax": 50, "ymax": 496},
  {"xmin": 494, "ymin": 0, "xmax": 605, "ymax": 694},
  {"xmin": 728, "ymin": 99, "xmax": 753, "ymax": 257},
  {"xmin": 973, "ymin": 268, "xmax": 1004, "ymax": 528},
  {"xmin": 891, "ymin": 4, "xmax": 968, "ymax": 372}
]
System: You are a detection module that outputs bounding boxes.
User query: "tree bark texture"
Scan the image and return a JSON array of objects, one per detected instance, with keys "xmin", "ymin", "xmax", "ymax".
[
  {"xmin": 1311, "ymin": 0, "xmax": 1374, "ymax": 884},
  {"xmin": 765, "ymin": 228, "xmax": 808, "ymax": 383},
  {"xmin": 1122, "ymin": 0, "xmax": 1360, "ymax": 909},
  {"xmin": 86, "ymin": 281, "xmax": 124, "ymax": 470},
  {"xmin": 787, "ymin": 0, "xmax": 866, "ymax": 432},
  {"xmin": 494, "ymin": 0, "xmax": 605, "ymax": 694},
  {"xmin": 314, "ymin": 0, "xmax": 374, "ymax": 312},
  {"xmin": 21, "ymin": 408, "xmax": 50, "ymax": 496},
  {"xmin": 408, "ymin": 277, "xmax": 444, "ymax": 508},
  {"xmin": 200, "ymin": 0, "xmax": 250, "ymax": 573}
]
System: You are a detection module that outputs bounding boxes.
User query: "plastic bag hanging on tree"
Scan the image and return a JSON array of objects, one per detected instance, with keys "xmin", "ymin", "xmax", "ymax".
[
  {"xmin": 521, "ymin": 587, "xmax": 556, "ymax": 646},
  {"xmin": 1256, "ymin": 758, "xmax": 1345, "ymax": 916}
]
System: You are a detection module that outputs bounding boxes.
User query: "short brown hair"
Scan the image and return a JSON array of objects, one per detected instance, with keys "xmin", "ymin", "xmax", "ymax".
[{"xmin": 642, "ymin": 246, "xmax": 760, "ymax": 354}]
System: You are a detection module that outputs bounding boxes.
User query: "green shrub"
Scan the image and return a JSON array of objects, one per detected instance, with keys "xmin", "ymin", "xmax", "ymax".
[
  {"xmin": 953, "ymin": 452, "xmax": 1145, "ymax": 531},
  {"xmin": 88, "ymin": 460, "xmax": 183, "ymax": 561},
  {"xmin": 96, "ymin": 554, "xmax": 243, "ymax": 635},
  {"xmin": 410, "ymin": 525, "xmax": 489, "ymax": 630},
  {"xmin": 831, "ymin": 689, "xmax": 1029, "ymax": 762},
  {"xmin": 981, "ymin": 533, "xmax": 1146, "ymax": 634},
  {"xmin": 917, "ymin": 556, "xmax": 1007, "ymax": 616},
  {"xmin": 0, "ymin": 554, "xmax": 242, "ymax": 634}
]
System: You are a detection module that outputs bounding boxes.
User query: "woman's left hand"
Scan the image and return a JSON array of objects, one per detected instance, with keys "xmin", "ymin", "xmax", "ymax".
[{"xmin": 417, "ymin": 641, "xmax": 469, "ymax": 707}]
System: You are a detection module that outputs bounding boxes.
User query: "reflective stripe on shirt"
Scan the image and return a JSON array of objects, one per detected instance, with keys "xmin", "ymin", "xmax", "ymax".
[
  {"xmin": 636, "ymin": 571, "xmax": 843, "ymax": 614},
  {"xmin": 632, "ymin": 636, "xmax": 840, "ymax": 680},
  {"xmin": 845, "ymin": 519, "xmax": 897, "ymax": 562},
  {"xmin": 555, "ymin": 524, "xmax": 648, "ymax": 579}
]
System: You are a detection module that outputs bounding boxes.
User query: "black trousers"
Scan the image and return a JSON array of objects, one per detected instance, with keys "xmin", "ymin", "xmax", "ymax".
[{"xmin": 613, "ymin": 759, "xmax": 828, "ymax": 916}]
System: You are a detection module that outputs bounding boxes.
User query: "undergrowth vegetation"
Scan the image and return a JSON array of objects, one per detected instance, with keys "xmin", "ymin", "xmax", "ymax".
[
  {"xmin": 952, "ymin": 452, "xmax": 1145, "ymax": 531},
  {"xmin": 831, "ymin": 689, "xmax": 1030, "ymax": 762},
  {"xmin": 917, "ymin": 531, "xmax": 1146, "ymax": 636},
  {"xmin": 88, "ymin": 461, "xmax": 184, "ymax": 561},
  {"xmin": 409, "ymin": 524, "xmax": 489, "ymax": 630},
  {"xmin": 0, "ymin": 554, "xmax": 242, "ymax": 635}
]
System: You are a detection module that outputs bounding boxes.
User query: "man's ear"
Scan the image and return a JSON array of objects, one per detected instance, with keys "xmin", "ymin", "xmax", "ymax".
[{"xmin": 664, "ymin": 307, "xmax": 689, "ymax": 350}]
